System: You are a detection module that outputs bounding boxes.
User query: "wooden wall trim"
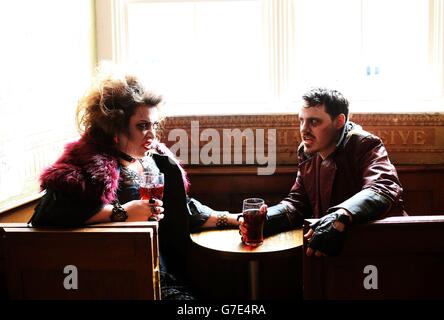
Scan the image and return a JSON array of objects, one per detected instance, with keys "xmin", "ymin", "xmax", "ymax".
[
  {"xmin": 162, "ymin": 113, "xmax": 444, "ymax": 166},
  {"xmin": 184, "ymin": 164, "xmax": 444, "ymax": 175},
  {"xmin": 185, "ymin": 165, "xmax": 298, "ymax": 175},
  {"xmin": 164, "ymin": 113, "xmax": 444, "ymax": 126}
]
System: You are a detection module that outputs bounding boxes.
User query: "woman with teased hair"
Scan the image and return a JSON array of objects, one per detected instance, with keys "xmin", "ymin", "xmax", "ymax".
[{"xmin": 29, "ymin": 68, "xmax": 241, "ymax": 299}]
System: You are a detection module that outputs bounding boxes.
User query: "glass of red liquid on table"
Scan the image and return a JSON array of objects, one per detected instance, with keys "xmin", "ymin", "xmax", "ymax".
[
  {"xmin": 139, "ymin": 173, "xmax": 164, "ymax": 221},
  {"xmin": 237, "ymin": 198, "xmax": 266, "ymax": 246}
]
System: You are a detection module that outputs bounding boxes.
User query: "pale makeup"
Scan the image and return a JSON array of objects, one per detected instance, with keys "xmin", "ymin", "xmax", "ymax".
[
  {"xmin": 117, "ymin": 105, "xmax": 159, "ymax": 159},
  {"xmin": 299, "ymin": 103, "xmax": 345, "ymax": 159}
]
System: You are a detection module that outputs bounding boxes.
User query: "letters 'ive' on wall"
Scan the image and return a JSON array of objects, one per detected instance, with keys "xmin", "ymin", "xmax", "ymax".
[{"xmin": 163, "ymin": 114, "xmax": 444, "ymax": 166}]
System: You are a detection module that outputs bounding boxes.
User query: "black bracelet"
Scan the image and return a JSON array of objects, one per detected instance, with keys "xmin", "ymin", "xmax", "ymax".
[{"xmin": 110, "ymin": 200, "xmax": 128, "ymax": 222}]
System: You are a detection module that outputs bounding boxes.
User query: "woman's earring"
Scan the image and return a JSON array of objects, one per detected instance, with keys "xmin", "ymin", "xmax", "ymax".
[{"xmin": 114, "ymin": 135, "xmax": 119, "ymax": 145}]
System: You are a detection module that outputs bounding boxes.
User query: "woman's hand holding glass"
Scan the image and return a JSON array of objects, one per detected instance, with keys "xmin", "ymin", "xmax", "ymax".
[
  {"xmin": 138, "ymin": 172, "xmax": 165, "ymax": 221},
  {"xmin": 122, "ymin": 198, "xmax": 164, "ymax": 222}
]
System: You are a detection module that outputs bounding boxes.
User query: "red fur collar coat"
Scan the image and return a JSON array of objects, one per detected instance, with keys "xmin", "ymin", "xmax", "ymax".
[{"xmin": 39, "ymin": 135, "xmax": 189, "ymax": 205}]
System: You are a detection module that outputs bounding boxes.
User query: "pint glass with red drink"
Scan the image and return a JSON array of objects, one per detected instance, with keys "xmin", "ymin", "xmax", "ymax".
[{"xmin": 238, "ymin": 198, "xmax": 266, "ymax": 246}]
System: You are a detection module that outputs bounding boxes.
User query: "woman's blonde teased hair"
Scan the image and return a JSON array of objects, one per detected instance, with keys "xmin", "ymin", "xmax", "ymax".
[{"xmin": 76, "ymin": 66, "xmax": 163, "ymax": 143}]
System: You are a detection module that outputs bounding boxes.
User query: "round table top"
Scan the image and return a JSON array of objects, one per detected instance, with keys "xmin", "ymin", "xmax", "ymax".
[{"xmin": 190, "ymin": 228, "xmax": 303, "ymax": 260}]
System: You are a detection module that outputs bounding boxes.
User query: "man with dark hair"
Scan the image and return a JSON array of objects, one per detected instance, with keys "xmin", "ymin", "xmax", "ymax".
[{"xmin": 244, "ymin": 87, "xmax": 405, "ymax": 257}]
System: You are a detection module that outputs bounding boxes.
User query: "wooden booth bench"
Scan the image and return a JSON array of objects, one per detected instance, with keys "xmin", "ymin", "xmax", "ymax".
[
  {"xmin": 302, "ymin": 215, "xmax": 444, "ymax": 299},
  {"xmin": 0, "ymin": 221, "xmax": 160, "ymax": 300}
]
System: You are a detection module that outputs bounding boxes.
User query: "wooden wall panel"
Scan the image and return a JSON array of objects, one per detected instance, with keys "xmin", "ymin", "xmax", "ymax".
[
  {"xmin": 1, "ymin": 113, "xmax": 443, "ymax": 220},
  {"xmin": 0, "ymin": 167, "xmax": 442, "ymax": 222},
  {"xmin": 163, "ymin": 113, "xmax": 444, "ymax": 166},
  {"xmin": 397, "ymin": 166, "xmax": 444, "ymax": 215},
  {"xmin": 164, "ymin": 113, "xmax": 444, "ymax": 214},
  {"xmin": 187, "ymin": 167, "xmax": 297, "ymax": 213},
  {"xmin": 187, "ymin": 165, "xmax": 444, "ymax": 215},
  {"xmin": 303, "ymin": 216, "xmax": 444, "ymax": 299}
]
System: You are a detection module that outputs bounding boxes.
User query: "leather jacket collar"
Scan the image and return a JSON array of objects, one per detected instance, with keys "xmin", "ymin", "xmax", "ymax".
[{"xmin": 297, "ymin": 121, "xmax": 361, "ymax": 164}]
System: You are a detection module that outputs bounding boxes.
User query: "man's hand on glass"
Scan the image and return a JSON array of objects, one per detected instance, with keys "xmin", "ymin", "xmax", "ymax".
[
  {"xmin": 303, "ymin": 208, "xmax": 352, "ymax": 257},
  {"xmin": 238, "ymin": 204, "xmax": 268, "ymax": 242}
]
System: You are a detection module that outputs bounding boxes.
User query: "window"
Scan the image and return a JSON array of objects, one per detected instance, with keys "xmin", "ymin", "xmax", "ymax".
[
  {"xmin": 126, "ymin": 0, "xmax": 269, "ymax": 115},
  {"xmin": 97, "ymin": 0, "xmax": 444, "ymax": 115},
  {"xmin": 0, "ymin": 0, "xmax": 95, "ymax": 212},
  {"xmin": 294, "ymin": 0, "xmax": 442, "ymax": 112}
]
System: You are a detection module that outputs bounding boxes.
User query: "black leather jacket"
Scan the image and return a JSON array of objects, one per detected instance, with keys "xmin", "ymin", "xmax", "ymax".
[{"xmin": 264, "ymin": 121, "xmax": 406, "ymax": 235}]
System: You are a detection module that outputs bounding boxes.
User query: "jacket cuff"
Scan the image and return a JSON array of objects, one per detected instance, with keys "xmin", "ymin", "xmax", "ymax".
[
  {"xmin": 263, "ymin": 203, "xmax": 293, "ymax": 236},
  {"xmin": 187, "ymin": 197, "xmax": 212, "ymax": 229},
  {"xmin": 328, "ymin": 188, "xmax": 392, "ymax": 224},
  {"xmin": 29, "ymin": 188, "xmax": 103, "ymax": 227}
]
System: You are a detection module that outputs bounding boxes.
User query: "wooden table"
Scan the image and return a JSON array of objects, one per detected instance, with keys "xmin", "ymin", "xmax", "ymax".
[{"xmin": 190, "ymin": 228, "xmax": 303, "ymax": 300}]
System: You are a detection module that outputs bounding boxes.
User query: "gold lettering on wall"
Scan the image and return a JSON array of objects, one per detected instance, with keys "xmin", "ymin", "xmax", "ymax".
[
  {"xmin": 377, "ymin": 130, "xmax": 396, "ymax": 145},
  {"xmin": 368, "ymin": 128, "xmax": 434, "ymax": 146},
  {"xmin": 413, "ymin": 130, "xmax": 427, "ymax": 145},
  {"xmin": 164, "ymin": 114, "xmax": 444, "ymax": 165},
  {"xmin": 276, "ymin": 128, "xmax": 434, "ymax": 148}
]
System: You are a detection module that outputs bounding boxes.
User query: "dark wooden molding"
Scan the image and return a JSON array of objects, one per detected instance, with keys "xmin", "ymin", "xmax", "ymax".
[{"xmin": 161, "ymin": 113, "xmax": 444, "ymax": 165}]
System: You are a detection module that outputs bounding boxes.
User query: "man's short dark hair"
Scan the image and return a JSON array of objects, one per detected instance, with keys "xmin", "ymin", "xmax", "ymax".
[{"xmin": 302, "ymin": 87, "xmax": 349, "ymax": 120}]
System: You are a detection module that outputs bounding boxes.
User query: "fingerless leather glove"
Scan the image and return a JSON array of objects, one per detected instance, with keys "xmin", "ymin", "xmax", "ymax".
[{"xmin": 308, "ymin": 211, "xmax": 349, "ymax": 256}]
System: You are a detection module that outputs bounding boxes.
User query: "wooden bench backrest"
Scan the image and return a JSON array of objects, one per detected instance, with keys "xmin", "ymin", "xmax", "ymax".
[
  {"xmin": 0, "ymin": 222, "xmax": 159, "ymax": 300},
  {"xmin": 303, "ymin": 215, "xmax": 444, "ymax": 299}
]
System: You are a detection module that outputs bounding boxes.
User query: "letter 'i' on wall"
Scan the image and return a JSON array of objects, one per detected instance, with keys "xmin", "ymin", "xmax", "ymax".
[
  {"xmin": 363, "ymin": 265, "xmax": 378, "ymax": 290},
  {"xmin": 63, "ymin": 265, "xmax": 78, "ymax": 290}
]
